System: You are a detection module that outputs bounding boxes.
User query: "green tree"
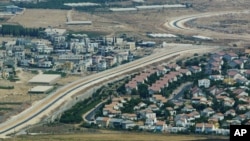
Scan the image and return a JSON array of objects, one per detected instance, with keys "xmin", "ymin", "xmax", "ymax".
[{"xmin": 138, "ymin": 84, "xmax": 149, "ymax": 99}]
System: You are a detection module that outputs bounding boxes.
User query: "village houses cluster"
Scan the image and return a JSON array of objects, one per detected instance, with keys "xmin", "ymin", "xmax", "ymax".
[
  {"xmin": 95, "ymin": 50, "xmax": 250, "ymax": 135},
  {"xmin": 0, "ymin": 28, "xmax": 141, "ymax": 79}
]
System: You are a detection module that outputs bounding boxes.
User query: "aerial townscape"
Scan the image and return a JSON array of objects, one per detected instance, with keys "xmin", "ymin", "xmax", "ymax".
[{"xmin": 0, "ymin": 0, "xmax": 250, "ymax": 141}]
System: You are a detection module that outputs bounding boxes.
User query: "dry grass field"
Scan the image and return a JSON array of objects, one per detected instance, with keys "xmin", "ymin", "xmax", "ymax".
[
  {"xmin": 0, "ymin": 69, "xmax": 82, "ymax": 122},
  {"xmin": 188, "ymin": 13, "xmax": 250, "ymax": 35},
  {"xmin": 6, "ymin": 132, "xmax": 229, "ymax": 141},
  {"xmin": 7, "ymin": 9, "xmax": 67, "ymax": 28}
]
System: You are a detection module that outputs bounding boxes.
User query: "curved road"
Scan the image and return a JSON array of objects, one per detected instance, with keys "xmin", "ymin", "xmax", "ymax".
[
  {"xmin": 164, "ymin": 10, "xmax": 250, "ymax": 40},
  {"xmin": 0, "ymin": 45, "xmax": 219, "ymax": 138}
]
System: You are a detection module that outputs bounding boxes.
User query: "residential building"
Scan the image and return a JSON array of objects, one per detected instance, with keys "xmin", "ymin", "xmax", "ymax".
[{"xmin": 198, "ymin": 79, "xmax": 210, "ymax": 88}]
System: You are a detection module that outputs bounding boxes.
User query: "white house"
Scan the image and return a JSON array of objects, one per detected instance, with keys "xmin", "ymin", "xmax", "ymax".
[{"xmin": 198, "ymin": 79, "xmax": 210, "ymax": 88}]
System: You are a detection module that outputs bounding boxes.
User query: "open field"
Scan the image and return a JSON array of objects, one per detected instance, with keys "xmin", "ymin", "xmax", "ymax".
[
  {"xmin": 188, "ymin": 13, "xmax": 250, "ymax": 35},
  {"xmin": 7, "ymin": 9, "xmax": 67, "ymax": 28},
  {"xmin": 6, "ymin": 131, "xmax": 229, "ymax": 141},
  {"xmin": 5, "ymin": 0, "xmax": 250, "ymax": 42},
  {"xmin": 0, "ymin": 69, "xmax": 82, "ymax": 123}
]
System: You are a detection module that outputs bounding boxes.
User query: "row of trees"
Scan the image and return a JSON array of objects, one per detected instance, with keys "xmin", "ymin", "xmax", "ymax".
[
  {"xmin": 15, "ymin": 0, "xmax": 105, "ymax": 10},
  {"xmin": 0, "ymin": 24, "xmax": 44, "ymax": 37}
]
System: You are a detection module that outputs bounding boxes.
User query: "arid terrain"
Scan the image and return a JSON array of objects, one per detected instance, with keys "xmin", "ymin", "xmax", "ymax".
[
  {"xmin": 5, "ymin": 129, "xmax": 229, "ymax": 141},
  {"xmin": 0, "ymin": 0, "xmax": 249, "ymax": 140},
  {"xmin": 7, "ymin": 9, "xmax": 68, "ymax": 28}
]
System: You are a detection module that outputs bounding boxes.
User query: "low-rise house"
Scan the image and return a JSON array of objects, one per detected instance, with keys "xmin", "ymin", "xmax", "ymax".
[
  {"xmin": 227, "ymin": 69, "xmax": 239, "ymax": 78},
  {"xmin": 223, "ymin": 98, "xmax": 235, "ymax": 107},
  {"xmin": 166, "ymin": 107, "xmax": 176, "ymax": 116},
  {"xmin": 223, "ymin": 52, "xmax": 238, "ymax": 61},
  {"xmin": 244, "ymin": 111, "xmax": 250, "ymax": 119},
  {"xmin": 150, "ymin": 94, "xmax": 167, "ymax": 107},
  {"xmin": 121, "ymin": 120, "xmax": 136, "ymax": 129},
  {"xmin": 213, "ymin": 52, "xmax": 225, "ymax": 59},
  {"xmin": 237, "ymin": 104, "xmax": 250, "ymax": 111},
  {"xmin": 164, "ymin": 73, "xmax": 177, "ymax": 82},
  {"xmin": 145, "ymin": 117, "xmax": 157, "ymax": 126},
  {"xmin": 233, "ymin": 115, "xmax": 247, "ymax": 122},
  {"xmin": 191, "ymin": 86, "xmax": 205, "ymax": 97},
  {"xmin": 175, "ymin": 117, "xmax": 188, "ymax": 127},
  {"xmin": 229, "ymin": 60, "xmax": 244, "ymax": 69},
  {"xmin": 233, "ymin": 88, "xmax": 248, "ymax": 97},
  {"xmin": 96, "ymin": 117, "xmax": 110, "ymax": 127},
  {"xmin": 204, "ymin": 123, "xmax": 216, "ymax": 134},
  {"xmin": 37, "ymin": 60, "xmax": 53, "ymax": 68},
  {"xmin": 166, "ymin": 63, "xmax": 180, "ymax": 71},
  {"xmin": 190, "ymin": 111, "xmax": 200, "ymax": 119},
  {"xmin": 138, "ymin": 102, "xmax": 147, "ymax": 109},
  {"xmin": 178, "ymin": 69, "xmax": 192, "ymax": 76},
  {"xmin": 192, "ymin": 96, "xmax": 207, "ymax": 104},
  {"xmin": 224, "ymin": 109, "xmax": 236, "ymax": 117},
  {"xmin": 155, "ymin": 120, "xmax": 166, "ymax": 132},
  {"xmin": 156, "ymin": 65, "xmax": 168, "ymax": 75},
  {"xmin": 209, "ymin": 75, "xmax": 224, "ymax": 81},
  {"xmin": 195, "ymin": 123, "xmax": 215, "ymax": 134},
  {"xmin": 202, "ymin": 108, "xmax": 215, "ymax": 117},
  {"xmin": 149, "ymin": 104, "xmax": 159, "ymax": 112},
  {"xmin": 189, "ymin": 66, "xmax": 201, "ymax": 73},
  {"xmin": 148, "ymin": 84, "xmax": 162, "ymax": 95},
  {"xmin": 208, "ymin": 118, "xmax": 220, "ymax": 129},
  {"xmin": 244, "ymin": 70, "xmax": 250, "ymax": 78},
  {"xmin": 109, "ymin": 118, "xmax": 123, "ymax": 128},
  {"xmin": 212, "ymin": 113, "xmax": 224, "ymax": 121},
  {"xmin": 122, "ymin": 113, "xmax": 137, "ymax": 121},
  {"xmin": 181, "ymin": 105, "xmax": 196, "ymax": 113},
  {"xmin": 172, "ymin": 101, "xmax": 184, "ymax": 110},
  {"xmin": 125, "ymin": 81, "xmax": 137, "ymax": 94},
  {"xmin": 195, "ymin": 123, "xmax": 204, "ymax": 133},
  {"xmin": 198, "ymin": 79, "xmax": 210, "ymax": 88}
]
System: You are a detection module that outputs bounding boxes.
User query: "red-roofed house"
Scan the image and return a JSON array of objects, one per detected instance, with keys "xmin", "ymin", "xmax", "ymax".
[
  {"xmin": 224, "ymin": 53, "xmax": 238, "ymax": 61},
  {"xmin": 178, "ymin": 69, "xmax": 192, "ymax": 76},
  {"xmin": 148, "ymin": 84, "xmax": 162, "ymax": 95},
  {"xmin": 244, "ymin": 70, "xmax": 250, "ymax": 77},
  {"xmin": 233, "ymin": 88, "xmax": 248, "ymax": 96},
  {"xmin": 189, "ymin": 66, "xmax": 201, "ymax": 73},
  {"xmin": 125, "ymin": 81, "xmax": 138, "ymax": 94},
  {"xmin": 165, "ymin": 63, "xmax": 180, "ymax": 71},
  {"xmin": 229, "ymin": 60, "xmax": 244, "ymax": 69}
]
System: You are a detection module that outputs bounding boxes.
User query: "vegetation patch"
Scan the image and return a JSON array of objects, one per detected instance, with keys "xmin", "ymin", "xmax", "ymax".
[
  {"xmin": 43, "ymin": 70, "xmax": 67, "ymax": 77},
  {"xmin": 0, "ymin": 85, "xmax": 14, "ymax": 89}
]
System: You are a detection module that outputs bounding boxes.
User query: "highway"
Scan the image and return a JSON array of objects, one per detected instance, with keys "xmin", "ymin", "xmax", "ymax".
[
  {"xmin": 165, "ymin": 10, "xmax": 250, "ymax": 40},
  {"xmin": 0, "ymin": 46, "xmax": 219, "ymax": 138}
]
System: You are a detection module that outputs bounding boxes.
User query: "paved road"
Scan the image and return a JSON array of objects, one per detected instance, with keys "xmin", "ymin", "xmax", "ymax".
[
  {"xmin": 0, "ymin": 46, "xmax": 219, "ymax": 138},
  {"xmin": 165, "ymin": 10, "xmax": 250, "ymax": 41},
  {"xmin": 170, "ymin": 83, "xmax": 192, "ymax": 101}
]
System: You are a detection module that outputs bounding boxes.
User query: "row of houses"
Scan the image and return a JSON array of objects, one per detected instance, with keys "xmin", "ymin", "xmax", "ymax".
[{"xmin": 125, "ymin": 63, "xmax": 201, "ymax": 95}]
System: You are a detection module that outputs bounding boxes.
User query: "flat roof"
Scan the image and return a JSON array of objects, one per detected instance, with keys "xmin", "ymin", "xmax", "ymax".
[
  {"xmin": 136, "ymin": 4, "xmax": 186, "ymax": 9},
  {"xmin": 44, "ymin": 28, "xmax": 66, "ymax": 35},
  {"xmin": 66, "ymin": 21, "xmax": 92, "ymax": 25},
  {"xmin": 192, "ymin": 35, "xmax": 212, "ymax": 40},
  {"xmin": 29, "ymin": 86, "xmax": 53, "ymax": 93},
  {"xmin": 148, "ymin": 33, "xmax": 178, "ymax": 38},
  {"xmin": 64, "ymin": 3, "xmax": 100, "ymax": 7},
  {"xmin": 28, "ymin": 74, "xmax": 61, "ymax": 84},
  {"xmin": 110, "ymin": 8, "xmax": 137, "ymax": 12}
]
